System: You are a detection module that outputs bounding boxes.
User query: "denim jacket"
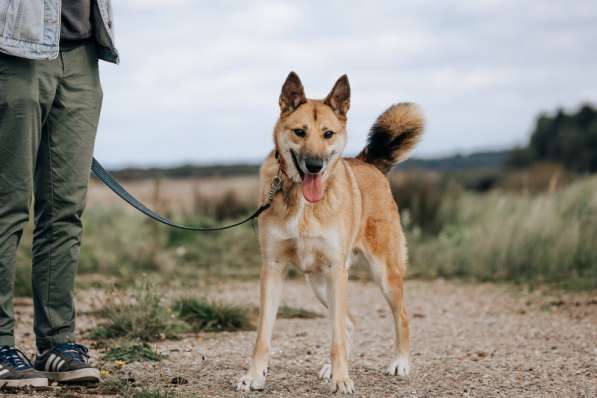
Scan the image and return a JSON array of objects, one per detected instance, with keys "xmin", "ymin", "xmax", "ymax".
[{"xmin": 0, "ymin": 0, "xmax": 118, "ymax": 63}]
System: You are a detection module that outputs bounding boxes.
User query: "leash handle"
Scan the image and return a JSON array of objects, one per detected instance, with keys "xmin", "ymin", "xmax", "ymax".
[{"xmin": 91, "ymin": 157, "xmax": 273, "ymax": 231}]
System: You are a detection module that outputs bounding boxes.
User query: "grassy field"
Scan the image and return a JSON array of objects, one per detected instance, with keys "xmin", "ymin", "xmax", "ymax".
[
  {"xmin": 406, "ymin": 177, "xmax": 597, "ymax": 289},
  {"xmin": 13, "ymin": 172, "xmax": 597, "ymax": 295}
]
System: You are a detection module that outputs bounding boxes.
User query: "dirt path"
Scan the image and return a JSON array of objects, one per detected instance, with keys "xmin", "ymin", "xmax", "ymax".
[{"xmin": 10, "ymin": 280, "xmax": 597, "ymax": 397}]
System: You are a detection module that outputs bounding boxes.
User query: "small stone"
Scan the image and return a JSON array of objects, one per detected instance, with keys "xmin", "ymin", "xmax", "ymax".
[{"xmin": 171, "ymin": 376, "xmax": 189, "ymax": 385}]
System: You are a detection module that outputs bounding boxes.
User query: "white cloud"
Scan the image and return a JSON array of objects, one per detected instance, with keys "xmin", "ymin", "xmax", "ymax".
[{"xmin": 95, "ymin": 0, "xmax": 597, "ymax": 167}]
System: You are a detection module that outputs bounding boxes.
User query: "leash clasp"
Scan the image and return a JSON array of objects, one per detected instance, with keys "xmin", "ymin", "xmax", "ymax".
[{"xmin": 265, "ymin": 170, "xmax": 283, "ymax": 205}]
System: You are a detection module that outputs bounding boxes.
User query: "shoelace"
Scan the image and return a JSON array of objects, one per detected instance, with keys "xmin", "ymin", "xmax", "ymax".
[
  {"xmin": 0, "ymin": 346, "xmax": 33, "ymax": 370},
  {"xmin": 54, "ymin": 343, "xmax": 90, "ymax": 364}
]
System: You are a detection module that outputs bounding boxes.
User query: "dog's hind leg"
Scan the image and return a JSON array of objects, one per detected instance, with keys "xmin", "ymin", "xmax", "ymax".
[
  {"xmin": 237, "ymin": 262, "xmax": 285, "ymax": 392},
  {"xmin": 307, "ymin": 273, "xmax": 355, "ymax": 382},
  {"xmin": 362, "ymin": 232, "xmax": 410, "ymax": 378}
]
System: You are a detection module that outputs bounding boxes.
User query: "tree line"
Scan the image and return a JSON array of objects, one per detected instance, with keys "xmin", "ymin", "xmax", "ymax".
[{"xmin": 509, "ymin": 104, "xmax": 597, "ymax": 172}]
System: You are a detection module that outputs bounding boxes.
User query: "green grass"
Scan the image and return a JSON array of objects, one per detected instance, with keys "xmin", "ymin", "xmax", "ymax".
[
  {"xmin": 102, "ymin": 343, "xmax": 166, "ymax": 363},
  {"xmin": 173, "ymin": 298, "xmax": 253, "ymax": 332},
  {"xmin": 12, "ymin": 175, "xmax": 596, "ymax": 291},
  {"xmin": 98, "ymin": 376, "xmax": 193, "ymax": 398},
  {"xmin": 171, "ymin": 300, "xmax": 323, "ymax": 332},
  {"xmin": 407, "ymin": 176, "xmax": 597, "ymax": 290},
  {"xmin": 132, "ymin": 390, "xmax": 176, "ymax": 398},
  {"xmin": 78, "ymin": 207, "xmax": 262, "ymax": 284},
  {"xmin": 131, "ymin": 387, "xmax": 199, "ymax": 398},
  {"xmin": 97, "ymin": 375, "xmax": 135, "ymax": 396},
  {"xmin": 277, "ymin": 305, "xmax": 322, "ymax": 319},
  {"xmin": 94, "ymin": 289, "xmax": 319, "ymax": 339},
  {"xmin": 90, "ymin": 281, "xmax": 188, "ymax": 342}
]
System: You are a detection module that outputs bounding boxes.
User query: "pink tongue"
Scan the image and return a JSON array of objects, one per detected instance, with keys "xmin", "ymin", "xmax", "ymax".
[{"xmin": 302, "ymin": 174, "xmax": 324, "ymax": 203}]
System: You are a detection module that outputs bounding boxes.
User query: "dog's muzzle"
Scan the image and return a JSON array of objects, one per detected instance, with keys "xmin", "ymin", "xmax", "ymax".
[
  {"xmin": 304, "ymin": 156, "xmax": 324, "ymax": 174},
  {"xmin": 291, "ymin": 150, "xmax": 328, "ymax": 179}
]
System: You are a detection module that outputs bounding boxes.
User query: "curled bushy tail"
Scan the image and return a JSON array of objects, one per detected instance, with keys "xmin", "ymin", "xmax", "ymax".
[{"xmin": 357, "ymin": 103, "xmax": 424, "ymax": 174}]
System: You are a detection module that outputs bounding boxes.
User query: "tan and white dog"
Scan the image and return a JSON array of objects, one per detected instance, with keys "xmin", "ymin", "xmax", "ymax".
[{"xmin": 237, "ymin": 72, "xmax": 424, "ymax": 394}]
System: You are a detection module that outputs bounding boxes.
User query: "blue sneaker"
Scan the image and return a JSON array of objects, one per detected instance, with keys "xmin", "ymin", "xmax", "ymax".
[
  {"xmin": 34, "ymin": 343, "xmax": 100, "ymax": 384},
  {"xmin": 0, "ymin": 346, "xmax": 48, "ymax": 388}
]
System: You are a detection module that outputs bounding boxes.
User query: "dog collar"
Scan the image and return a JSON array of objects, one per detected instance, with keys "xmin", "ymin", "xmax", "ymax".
[{"xmin": 274, "ymin": 150, "xmax": 289, "ymax": 178}]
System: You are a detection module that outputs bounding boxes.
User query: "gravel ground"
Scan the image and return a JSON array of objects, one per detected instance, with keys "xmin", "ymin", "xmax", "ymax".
[{"xmin": 7, "ymin": 279, "xmax": 597, "ymax": 398}]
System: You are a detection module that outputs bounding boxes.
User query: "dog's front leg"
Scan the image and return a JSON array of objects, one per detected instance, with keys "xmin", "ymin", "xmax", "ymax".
[
  {"xmin": 237, "ymin": 262, "xmax": 285, "ymax": 392},
  {"xmin": 326, "ymin": 265, "xmax": 355, "ymax": 394}
]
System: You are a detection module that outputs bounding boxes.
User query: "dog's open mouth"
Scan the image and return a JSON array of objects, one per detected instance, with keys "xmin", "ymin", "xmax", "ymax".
[{"xmin": 291, "ymin": 150, "xmax": 324, "ymax": 203}]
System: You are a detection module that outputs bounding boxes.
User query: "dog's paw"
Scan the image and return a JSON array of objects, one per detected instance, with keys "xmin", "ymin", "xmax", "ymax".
[
  {"xmin": 385, "ymin": 357, "xmax": 410, "ymax": 377},
  {"xmin": 331, "ymin": 376, "xmax": 355, "ymax": 394},
  {"xmin": 318, "ymin": 363, "xmax": 332, "ymax": 381},
  {"xmin": 236, "ymin": 374, "xmax": 266, "ymax": 392}
]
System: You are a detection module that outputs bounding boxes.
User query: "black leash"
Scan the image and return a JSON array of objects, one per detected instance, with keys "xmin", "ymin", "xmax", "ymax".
[{"xmin": 91, "ymin": 157, "xmax": 281, "ymax": 231}]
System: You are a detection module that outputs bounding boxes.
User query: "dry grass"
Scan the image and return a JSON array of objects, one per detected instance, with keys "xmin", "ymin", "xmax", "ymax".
[
  {"xmin": 87, "ymin": 175, "xmax": 259, "ymax": 214},
  {"xmin": 13, "ymin": 172, "xmax": 597, "ymax": 293},
  {"xmin": 407, "ymin": 176, "xmax": 597, "ymax": 289}
]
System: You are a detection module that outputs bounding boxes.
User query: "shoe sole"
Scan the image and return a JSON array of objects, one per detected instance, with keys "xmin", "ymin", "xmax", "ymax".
[
  {"xmin": 0, "ymin": 377, "xmax": 49, "ymax": 388},
  {"xmin": 44, "ymin": 368, "xmax": 100, "ymax": 384}
]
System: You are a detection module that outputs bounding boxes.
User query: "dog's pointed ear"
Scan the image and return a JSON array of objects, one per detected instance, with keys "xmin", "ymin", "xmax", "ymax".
[
  {"xmin": 279, "ymin": 71, "xmax": 307, "ymax": 115},
  {"xmin": 324, "ymin": 74, "xmax": 350, "ymax": 117}
]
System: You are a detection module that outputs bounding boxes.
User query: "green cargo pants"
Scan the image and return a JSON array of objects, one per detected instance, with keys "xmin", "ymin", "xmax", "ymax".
[{"xmin": 0, "ymin": 41, "xmax": 102, "ymax": 351}]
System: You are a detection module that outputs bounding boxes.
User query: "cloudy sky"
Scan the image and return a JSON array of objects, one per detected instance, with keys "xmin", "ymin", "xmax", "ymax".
[{"xmin": 95, "ymin": 0, "xmax": 597, "ymax": 167}]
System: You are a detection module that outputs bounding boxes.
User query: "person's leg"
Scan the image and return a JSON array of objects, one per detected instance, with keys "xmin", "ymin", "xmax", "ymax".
[
  {"xmin": 32, "ymin": 42, "xmax": 102, "ymax": 353},
  {"xmin": 0, "ymin": 53, "xmax": 43, "ymax": 348},
  {"xmin": 0, "ymin": 51, "xmax": 54, "ymax": 389}
]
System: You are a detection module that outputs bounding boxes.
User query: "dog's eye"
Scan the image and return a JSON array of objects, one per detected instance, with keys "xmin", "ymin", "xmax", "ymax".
[
  {"xmin": 323, "ymin": 131, "xmax": 334, "ymax": 139},
  {"xmin": 293, "ymin": 129, "xmax": 306, "ymax": 138}
]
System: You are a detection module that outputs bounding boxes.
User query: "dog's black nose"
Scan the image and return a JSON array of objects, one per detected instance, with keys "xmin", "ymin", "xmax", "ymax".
[{"xmin": 304, "ymin": 157, "xmax": 324, "ymax": 174}]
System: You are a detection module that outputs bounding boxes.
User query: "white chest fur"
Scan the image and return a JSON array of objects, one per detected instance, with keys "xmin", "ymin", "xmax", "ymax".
[{"xmin": 264, "ymin": 200, "xmax": 344, "ymax": 273}]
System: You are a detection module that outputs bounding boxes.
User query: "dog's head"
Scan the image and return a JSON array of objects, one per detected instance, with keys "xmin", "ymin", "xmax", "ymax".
[{"xmin": 274, "ymin": 71, "xmax": 350, "ymax": 203}]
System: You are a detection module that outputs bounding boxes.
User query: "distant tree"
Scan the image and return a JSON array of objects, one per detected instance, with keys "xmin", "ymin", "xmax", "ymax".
[
  {"xmin": 507, "ymin": 146, "xmax": 535, "ymax": 168},
  {"xmin": 509, "ymin": 103, "xmax": 597, "ymax": 172}
]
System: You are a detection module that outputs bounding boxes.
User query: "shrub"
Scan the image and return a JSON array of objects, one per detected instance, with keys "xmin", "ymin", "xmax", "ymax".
[
  {"xmin": 277, "ymin": 305, "xmax": 322, "ymax": 319},
  {"xmin": 192, "ymin": 189, "xmax": 253, "ymax": 221},
  {"xmin": 90, "ymin": 281, "xmax": 188, "ymax": 341},
  {"xmin": 499, "ymin": 162, "xmax": 573, "ymax": 193},
  {"xmin": 389, "ymin": 170, "xmax": 457, "ymax": 234},
  {"xmin": 102, "ymin": 343, "xmax": 166, "ymax": 363},
  {"xmin": 173, "ymin": 298, "xmax": 252, "ymax": 332}
]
